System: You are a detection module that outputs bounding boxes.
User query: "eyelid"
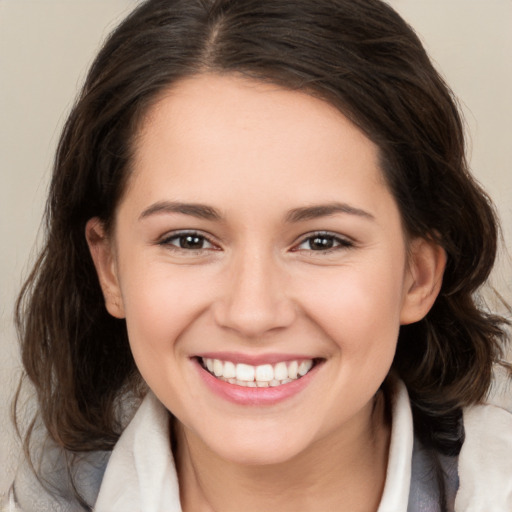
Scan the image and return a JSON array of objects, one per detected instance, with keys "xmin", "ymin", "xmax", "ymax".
[
  {"xmin": 156, "ymin": 229, "xmax": 354, "ymax": 253},
  {"xmin": 292, "ymin": 231, "xmax": 355, "ymax": 252},
  {"xmin": 158, "ymin": 229, "xmax": 220, "ymax": 251}
]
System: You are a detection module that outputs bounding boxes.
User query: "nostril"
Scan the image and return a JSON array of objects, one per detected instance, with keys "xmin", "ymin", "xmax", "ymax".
[{"xmin": 212, "ymin": 291, "xmax": 297, "ymax": 338}]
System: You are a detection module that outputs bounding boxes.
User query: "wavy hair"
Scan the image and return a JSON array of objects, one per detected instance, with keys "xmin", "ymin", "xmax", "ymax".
[{"xmin": 15, "ymin": 0, "xmax": 509, "ymax": 508}]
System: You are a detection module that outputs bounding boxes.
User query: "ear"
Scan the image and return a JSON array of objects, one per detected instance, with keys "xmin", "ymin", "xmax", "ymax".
[
  {"xmin": 85, "ymin": 218, "xmax": 125, "ymax": 319},
  {"xmin": 400, "ymin": 237, "xmax": 446, "ymax": 325}
]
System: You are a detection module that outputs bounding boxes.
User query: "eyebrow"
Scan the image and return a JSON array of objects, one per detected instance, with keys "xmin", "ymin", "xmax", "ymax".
[
  {"xmin": 138, "ymin": 200, "xmax": 374, "ymax": 223},
  {"xmin": 139, "ymin": 201, "xmax": 222, "ymax": 221},
  {"xmin": 285, "ymin": 202, "xmax": 374, "ymax": 223}
]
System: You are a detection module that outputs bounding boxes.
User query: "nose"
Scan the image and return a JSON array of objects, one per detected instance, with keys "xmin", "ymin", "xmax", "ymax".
[{"xmin": 212, "ymin": 249, "xmax": 296, "ymax": 338}]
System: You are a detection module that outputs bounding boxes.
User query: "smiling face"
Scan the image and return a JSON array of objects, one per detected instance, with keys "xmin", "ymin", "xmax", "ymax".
[{"xmin": 87, "ymin": 74, "xmax": 444, "ymax": 467}]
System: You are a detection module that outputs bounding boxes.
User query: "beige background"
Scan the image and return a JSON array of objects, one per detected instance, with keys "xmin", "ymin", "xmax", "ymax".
[{"xmin": 1, "ymin": 0, "xmax": 511, "ymax": 491}]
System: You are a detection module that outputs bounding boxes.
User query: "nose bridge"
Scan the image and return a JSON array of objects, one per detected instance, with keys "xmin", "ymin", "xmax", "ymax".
[{"xmin": 214, "ymin": 244, "xmax": 295, "ymax": 337}]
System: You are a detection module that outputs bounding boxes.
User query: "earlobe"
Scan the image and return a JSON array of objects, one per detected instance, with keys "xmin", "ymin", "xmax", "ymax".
[
  {"xmin": 85, "ymin": 218, "xmax": 125, "ymax": 319},
  {"xmin": 400, "ymin": 238, "xmax": 446, "ymax": 325}
]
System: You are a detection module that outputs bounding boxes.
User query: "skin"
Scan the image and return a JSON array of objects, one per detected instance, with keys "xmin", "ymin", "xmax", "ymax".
[{"xmin": 87, "ymin": 74, "xmax": 445, "ymax": 511}]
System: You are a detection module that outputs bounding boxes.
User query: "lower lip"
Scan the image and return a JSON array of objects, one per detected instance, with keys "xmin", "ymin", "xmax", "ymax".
[{"xmin": 195, "ymin": 360, "xmax": 320, "ymax": 406}]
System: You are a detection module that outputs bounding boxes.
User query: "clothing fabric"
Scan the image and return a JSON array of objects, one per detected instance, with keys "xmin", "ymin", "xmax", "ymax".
[
  {"xmin": 4, "ymin": 380, "xmax": 512, "ymax": 511},
  {"xmin": 95, "ymin": 380, "xmax": 511, "ymax": 511}
]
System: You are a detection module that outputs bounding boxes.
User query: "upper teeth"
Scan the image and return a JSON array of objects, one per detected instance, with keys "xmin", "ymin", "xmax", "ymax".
[{"xmin": 202, "ymin": 358, "xmax": 314, "ymax": 387}]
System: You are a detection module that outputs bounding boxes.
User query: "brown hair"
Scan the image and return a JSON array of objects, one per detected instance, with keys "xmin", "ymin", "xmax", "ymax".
[{"xmin": 15, "ymin": 0, "xmax": 509, "ymax": 507}]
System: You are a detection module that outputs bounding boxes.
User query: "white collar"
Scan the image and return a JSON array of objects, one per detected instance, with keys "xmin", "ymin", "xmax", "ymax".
[
  {"xmin": 94, "ymin": 391, "xmax": 181, "ymax": 511},
  {"xmin": 94, "ymin": 381, "xmax": 414, "ymax": 512},
  {"xmin": 377, "ymin": 379, "xmax": 413, "ymax": 512},
  {"xmin": 455, "ymin": 400, "xmax": 512, "ymax": 510}
]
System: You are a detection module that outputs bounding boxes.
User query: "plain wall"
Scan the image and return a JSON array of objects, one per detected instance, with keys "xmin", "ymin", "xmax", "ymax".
[{"xmin": 1, "ymin": 0, "xmax": 511, "ymax": 492}]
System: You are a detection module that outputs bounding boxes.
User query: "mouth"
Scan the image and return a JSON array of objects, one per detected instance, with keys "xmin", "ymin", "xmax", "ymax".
[{"xmin": 198, "ymin": 357, "xmax": 320, "ymax": 388}]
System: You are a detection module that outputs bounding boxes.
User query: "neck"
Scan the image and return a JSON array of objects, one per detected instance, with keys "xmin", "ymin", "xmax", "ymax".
[{"xmin": 175, "ymin": 392, "xmax": 391, "ymax": 512}]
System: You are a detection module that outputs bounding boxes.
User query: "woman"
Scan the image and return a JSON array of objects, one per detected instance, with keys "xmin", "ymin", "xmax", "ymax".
[{"xmin": 8, "ymin": 0, "xmax": 512, "ymax": 510}]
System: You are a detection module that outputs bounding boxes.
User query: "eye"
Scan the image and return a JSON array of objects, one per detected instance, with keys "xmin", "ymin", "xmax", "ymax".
[
  {"xmin": 159, "ymin": 231, "xmax": 216, "ymax": 251},
  {"xmin": 295, "ymin": 232, "xmax": 353, "ymax": 252}
]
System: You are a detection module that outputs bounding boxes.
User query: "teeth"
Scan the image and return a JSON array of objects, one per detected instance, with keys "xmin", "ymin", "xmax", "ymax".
[
  {"xmin": 202, "ymin": 357, "xmax": 315, "ymax": 387},
  {"xmin": 236, "ymin": 363, "xmax": 255, "ymax": 382},
  {"xmin": 255, "ymin": 364, "xmax": 273, "ymax": 382},
  {"xmin": 288, "ymin": 360, "xmax": 298, "ymax": 380},
  {"xmin": 274, "ymin": 362, "xmax": 288, "ymax": 381},
  {"xmin": 223, "ymin": 361, "xmax": 236, "ymax": 379},
  {"xmin": 213, "ymin": 359, "xmax": 223, "ymax": 377},
  {"xmin": 298, "ymin": 360, "xmax": 313, "ymax": 376}
]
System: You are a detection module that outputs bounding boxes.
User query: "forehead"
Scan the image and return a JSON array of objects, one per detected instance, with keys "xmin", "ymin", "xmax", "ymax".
[
  {"xmin": 122, "ymin": 73, "xmax": 393, "ymax": 220},
  {"xmin": 137, "ymin": 73, "xmax": 377, "ymax": 162}
]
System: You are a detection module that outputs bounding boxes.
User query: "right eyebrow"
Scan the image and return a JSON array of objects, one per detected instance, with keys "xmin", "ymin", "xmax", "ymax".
[
  {"xmin": 285, "ymin": 202, "xmax": 375, "ymax": 223},
  {"xmin": 138, "ymin": 201, "xmax": 222, "ymax": 221}
]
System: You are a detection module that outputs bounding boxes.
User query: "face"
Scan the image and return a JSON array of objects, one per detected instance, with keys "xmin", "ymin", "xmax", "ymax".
[{"xmin": 87, "ymin": 74, "xmax": 444, "ymax": 466}]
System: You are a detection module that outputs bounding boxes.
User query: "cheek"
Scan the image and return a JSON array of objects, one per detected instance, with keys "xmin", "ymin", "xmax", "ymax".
[
  {"xmin": 118, "ymin": 261, "xmax": 213, "ymax": 365},
  {"xmin": 298, "ymin": 260, "xmax": 406, "ymax": 360},
  {"xmin": 118, "ymin": 266, "xmax": 218, "ymax": 416}
]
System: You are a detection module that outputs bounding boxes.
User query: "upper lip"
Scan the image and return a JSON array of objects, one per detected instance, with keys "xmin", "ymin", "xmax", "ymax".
[{"xmin": 194, "ymin": 352, "xmax": 320, "ymax": 366}]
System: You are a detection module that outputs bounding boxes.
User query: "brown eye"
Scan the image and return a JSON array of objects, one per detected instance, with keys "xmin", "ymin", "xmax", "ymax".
[
  {"xmin": 160, "ymin": 232, "xmax": 214, "ymax": 251},
  {"xmin": 296, "ymin": 232, "xmax": 353, "ymax": 252},
  {"xmin": 178, "ymin": 234, "xmax": 205, "ymax": 249},
  {"xmin": 309, "ymin": 235, "xmax": 336, "ymax": 250}
]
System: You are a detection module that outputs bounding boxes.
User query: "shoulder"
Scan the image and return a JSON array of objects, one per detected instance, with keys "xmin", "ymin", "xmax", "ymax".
[
  {"xmin": 392, "ymin": 374, "xmax": 512, "ymax": 512},
  {"xmin": 455, "ymin": 399, "xmax": 512, "ymax": 510},
  {"xmin": 456, "ymin": 364, "xmax": 512, "ymax": 510},
  {"xmin": 6, "ymin": 446, "xmax": 109, "ymax": 512}
]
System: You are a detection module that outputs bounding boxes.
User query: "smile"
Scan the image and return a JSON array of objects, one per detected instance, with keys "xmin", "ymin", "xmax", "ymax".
[{"xmin": 201, "ymin": 357, "xmax": 315, "ymax": 388}]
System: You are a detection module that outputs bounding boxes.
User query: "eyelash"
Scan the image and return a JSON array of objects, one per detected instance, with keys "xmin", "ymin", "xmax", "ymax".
[
  {"xmin": 293, "ymin": 231, "xmax": 354, "ymax": 253},
  {"xmin": 158, "ymin": 231, "xmax": 217, "ymax": 252},
  {"xmin": 158, "ymin": 230, "xmax": 354, "ymax": 254}
]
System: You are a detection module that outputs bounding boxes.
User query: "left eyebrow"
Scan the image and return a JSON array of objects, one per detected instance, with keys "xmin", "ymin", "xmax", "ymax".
[
  {"xmin": 138, "ymin": 201, "xmax": 222, "ymax": 221},
  {"xmin": 285, "ymin": 202, "xmax": 375, "ymax": 223}
]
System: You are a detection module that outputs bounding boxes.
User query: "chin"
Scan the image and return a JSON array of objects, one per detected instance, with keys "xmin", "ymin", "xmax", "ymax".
[
  {"xmin": 200, "ymin": 420, "xmax": 316, "ymax": 466},
  {"xmin": 218, "ymin": 442, "xmax": 307, "ymax": 467}
]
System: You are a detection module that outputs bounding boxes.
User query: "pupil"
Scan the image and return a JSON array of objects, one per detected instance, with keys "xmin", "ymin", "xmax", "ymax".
[
  {"xmin": 311, "ymin": 236, "xmax": 333, "ymax": 250},
  {"xmin": 180, "ymin": 235, "xmax": 203, "ymax": 249}
]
